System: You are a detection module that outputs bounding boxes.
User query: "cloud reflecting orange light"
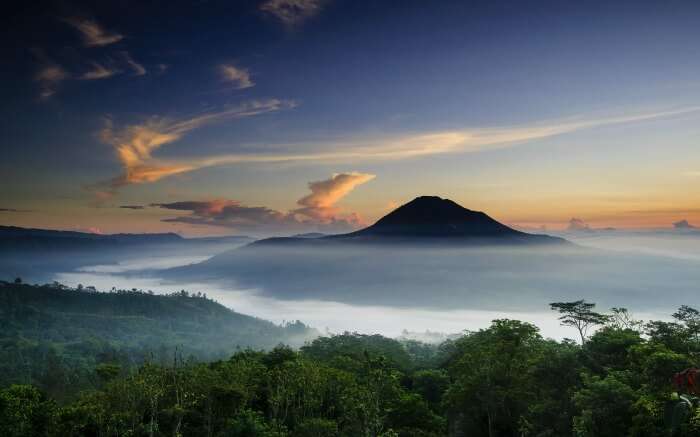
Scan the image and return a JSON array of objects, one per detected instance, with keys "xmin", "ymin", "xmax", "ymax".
[{"xmin": 99, "ymin": 99, "xmax": 295, "ymax": 189}]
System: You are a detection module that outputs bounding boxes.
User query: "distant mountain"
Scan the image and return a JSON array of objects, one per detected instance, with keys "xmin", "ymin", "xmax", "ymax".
[
  {"xmin": 0, "ymin": 225, "xmax": 253, "ymax": 247},
  {"xmin": 165, "ymin": 196, "xmax": 569, "ymax": 303},
  {"xmin": 0, "ymin": 225, "xmax": 183, "ymax": 251},
  {"xmin": 166, "ymin": 198, "xmax": 700, "ymax": 312},
  {"xmin": 0, "ymin": 225, "xmax": 253, "ymax": 282},
  {"xmin": 252, "ymin": 196, "xmax": 567, "ymax": 247},
  {"xmin": 292, "ymin": 232, "xmax": 328, "ymax": 239}
]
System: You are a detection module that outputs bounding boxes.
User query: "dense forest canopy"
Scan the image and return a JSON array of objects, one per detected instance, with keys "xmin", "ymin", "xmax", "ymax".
[
  {"xmin": 0, "ymin": 280, "xmax": 316, "ymax": 402},
  {"xmin": 1, "ymin": 282, "xmax": 699, "ymax": 436}
]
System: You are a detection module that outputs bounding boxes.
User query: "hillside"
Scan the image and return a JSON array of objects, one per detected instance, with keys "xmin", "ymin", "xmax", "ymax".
[
  {"xmin": 0, "ymin": 281, "xmax": 317, "ymax": 397},
  {"xmin": 3, "ymin": 304, "xmax": 700, "ymax": 436}
]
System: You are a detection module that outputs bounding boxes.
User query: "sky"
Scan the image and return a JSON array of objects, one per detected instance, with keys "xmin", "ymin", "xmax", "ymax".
[{"xmin": 2, "ymin": 0, "xmax": 700, "ymax": 237}]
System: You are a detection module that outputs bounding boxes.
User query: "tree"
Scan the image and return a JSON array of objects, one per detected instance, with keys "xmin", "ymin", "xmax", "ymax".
[
  {"xmin": 572, "ymin": 372, "xmax": 637, "ymax": 437},
  {"xmin": 445, "ymin": 319, "xmax": 543, "ymax": 437},
  {"xmin": 0, "ymin": 385, "xmax": 55, "ymax": 437},
  {"xmin": 673, "ymin": 305, "xmax": 700, "ymax": 346},
  {"xmin": 550, "ymin": 300, "xmax": 610, "ymax": 345},
  {"xmin": 608, "ymin": 307, "xmax": 643, "ymax": 331}
]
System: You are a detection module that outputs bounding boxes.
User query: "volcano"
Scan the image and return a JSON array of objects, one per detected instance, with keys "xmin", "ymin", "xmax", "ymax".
[
  {"xmin": 253, "ymin": 196, "xmax": 567, "ymax": 246},
  {"xmin": 344, "ymin": 196, "xmax": 529, "ymax": 238},
  {"xmin": 327, "ymin": 196, "xmax": 565, "ymax": 245}
]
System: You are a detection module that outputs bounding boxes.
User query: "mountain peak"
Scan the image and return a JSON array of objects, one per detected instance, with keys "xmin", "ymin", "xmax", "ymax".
[{"xmin": 348, "ymin": 196, "xmax": 523, "ymax": 238}]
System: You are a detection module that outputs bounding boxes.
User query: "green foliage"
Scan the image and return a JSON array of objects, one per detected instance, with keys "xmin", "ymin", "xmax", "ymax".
[
  {"xmin": 0, "ymin": 281, "xmax": 317, "ymax": 397},
  {"xmin": 0, "ymin": 385, "xmax": 55, "ymax": 437},
  {"xmin": 3, "ymin": 294, "xmax": 700, "ymax": 436},
  {"xmin": 584, "ymin": 326, "xmax": 644, "ymax": 372},
  {"xmin": 301, "ymin": 332, "xmax": 413, "ymax": 371},
  {"xmin": 445, "ymin": 319, "xmax": 545, "ymax": 436},
  {"xmin": 572, "ymin": 372, "xmax": 637, "ymax": 437}
]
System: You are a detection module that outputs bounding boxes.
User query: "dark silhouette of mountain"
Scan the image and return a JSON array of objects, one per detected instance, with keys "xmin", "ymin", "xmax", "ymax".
[
  {"xmin": 341, "ymin": 196, "xmax": 536, "ymax": 239},
  {"xmin": 0, "ymin": 225, "xmax": 183, "ymax": 250},
  {"xmin": 0, "ymin": 225, "xmax": 255, "ymax": 251},
  {"xmin": 0, "ymin": 225, "xmax": 253, "ymax": 282},
  {"xmin": 251, "ymin": 196, "xmax": 567, "ymax": 247}
]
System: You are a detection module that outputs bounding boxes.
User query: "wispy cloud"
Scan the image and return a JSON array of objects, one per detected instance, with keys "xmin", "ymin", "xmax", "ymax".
[
  {"xmin": 170, "ymin": 106, "xmax": 700, "ymax": 168},
  {"xmin": 96, "ymin": 105, "xmax": 700, "ymax": 194},
  {"xmin": 260, "ymin": 0, "xmax": 326, "ymax": 27},
  {"xmin": 81, "ymin": 61, "xmax": 118, "ymax": 80},
  {"xmin": 220, "ymin": 64, "xmax": 254, "ymax": 89},
  {"xmin": 154, "ymin": 172, "xmax": 374, "ymax": 233},
  {"xmin": 35, "ymin": 64, "xmax": 69, "ymax": 99},
  {"xmin": 121, "ymin": 52, "xmax": 146, "ymax": 76},
  {"xmin": 119, "ymin": 205, "xmax": 146, "ymax": 210},
  {"xmin": 64, "ymin": 18, "xmax": 123, "ymax": 47},
  {"xmin": 98, "ymin": 99, "xmax": 296, "ymax": 189}
]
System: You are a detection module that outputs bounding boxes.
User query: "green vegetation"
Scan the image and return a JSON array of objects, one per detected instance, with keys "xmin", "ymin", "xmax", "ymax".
[
  {"xmin": 0, "ymin": 281, "xmax": 316, "ymax": 401},
  {"xmin": 2, "ymin": 284, "xmax": 700, "ymax": 436}
]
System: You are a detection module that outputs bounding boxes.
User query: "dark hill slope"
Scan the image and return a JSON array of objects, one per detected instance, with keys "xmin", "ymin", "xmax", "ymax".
[
  {"xmin": 0, "ymin": 281, "xmax": 314, "ymax": 352},
  {"xmin": 0, "ymin": 281, "xmax": 316, "ymax": 397}
]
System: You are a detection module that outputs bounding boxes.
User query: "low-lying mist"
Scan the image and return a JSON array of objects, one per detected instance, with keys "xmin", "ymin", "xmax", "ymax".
[
  {"xmin": 167, "ymin": 239, "xmax": 699, "ymax": 314},
  {"xmin": 24, "ymin": 229, "xmax": 699, "ymax": 340}
]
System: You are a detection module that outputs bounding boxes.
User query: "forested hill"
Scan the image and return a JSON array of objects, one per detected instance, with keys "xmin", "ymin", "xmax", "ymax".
[
  {"xmin": 3, "ymin": 300, "xmax": 700, "ymax": 436},
  {"xmin": 0, "ymin": 281, "xmax": 317, "ymax": 397}
]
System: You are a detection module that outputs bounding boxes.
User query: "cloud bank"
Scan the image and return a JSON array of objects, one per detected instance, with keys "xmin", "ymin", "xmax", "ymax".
[{"xmin": 154, "ymin": 172, "xmax": 374, "ymax": 233}]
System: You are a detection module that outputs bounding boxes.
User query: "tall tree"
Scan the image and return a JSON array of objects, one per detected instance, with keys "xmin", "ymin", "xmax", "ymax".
[{"xmin": 550, "ymin": 300, "xmax": 609, "ymax": 345}]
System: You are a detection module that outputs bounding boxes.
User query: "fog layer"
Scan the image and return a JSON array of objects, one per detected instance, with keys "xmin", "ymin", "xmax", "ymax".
[{"xmin": 168, "ymin": 238, "xmax": 698, "ymax": 314}]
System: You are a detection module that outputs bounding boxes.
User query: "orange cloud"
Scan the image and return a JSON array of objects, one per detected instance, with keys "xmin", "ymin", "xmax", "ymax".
[
  {"xmin": 128, "ymin": 106, "xmax": 700, "ymax": 172},
  {"xmin": 294, "ymin": 172, "xmax": 376, "ymax": 222},
  {"xmin": 99, "ymin": 99, "xmax": 295, "ymax": 189},
  {"xmin": 154, "ymin": 172, "xmax": 375, "ymax": 233}
]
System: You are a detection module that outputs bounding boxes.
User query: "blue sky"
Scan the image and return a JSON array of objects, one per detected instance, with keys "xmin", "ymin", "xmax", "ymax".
[{"xmin": 2, "ymin": 0, "xmax": 700, "ymax": 235}]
